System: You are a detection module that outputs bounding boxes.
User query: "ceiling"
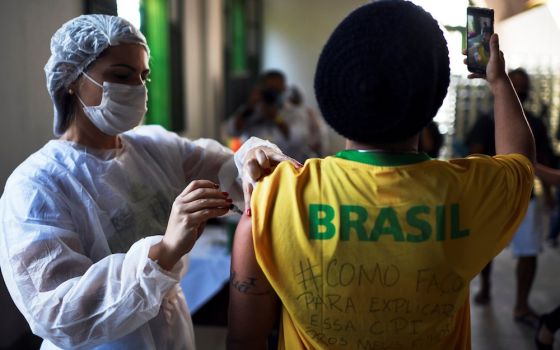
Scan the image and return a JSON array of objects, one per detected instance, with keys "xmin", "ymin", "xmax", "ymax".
[{"xmin": 473, "ymin": 0, "xmax": 549, "ymax": 21}]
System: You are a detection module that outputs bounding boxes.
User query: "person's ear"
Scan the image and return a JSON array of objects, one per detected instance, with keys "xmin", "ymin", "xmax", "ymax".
[{"xmin": 68, "ymin": 80, "xmax": 79, "ymax": 96}]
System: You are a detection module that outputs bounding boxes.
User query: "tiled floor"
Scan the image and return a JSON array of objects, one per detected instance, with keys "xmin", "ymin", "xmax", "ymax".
[
  {"xmin": 194, "ymin": 244, "xmax": 560, "ymax": 350},
  {"xmin": 470, "ymin": 244, "xmax": 560, "ymax": 350},
  {"xmin": 194, "ymin": 326, "xmax": 227, "ymax": 350}
]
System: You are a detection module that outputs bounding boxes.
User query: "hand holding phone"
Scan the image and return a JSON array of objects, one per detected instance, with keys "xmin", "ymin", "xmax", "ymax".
[{"xmin": 466, "ymin": 7, "xmax": 494, "ymax": 74}]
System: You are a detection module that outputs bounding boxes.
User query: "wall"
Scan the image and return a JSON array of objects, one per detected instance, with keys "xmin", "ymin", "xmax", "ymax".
[
  {"xmin": 262, "ymin": 0, "xmax": 368, "ymax": 154},
  {"xmin": 0, "ymin": 1, "xmax": 82, "ymax": 345},
  {"xmin": 496, "ymin": 3, "xmax": 560, "ymax": 148},
  {"xmin": 497, "ymin": 4, "xmax": 560, "ymax": 63},
  {"xmin": 182, "ymin": 0, "xmax": 224, "ymax": 140},
  {"xmin": 0, "ymin": 1, "xmax": 81, "ymax": 193}
]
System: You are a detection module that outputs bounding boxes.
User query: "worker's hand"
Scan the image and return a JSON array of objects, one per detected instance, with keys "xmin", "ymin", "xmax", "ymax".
[
  {"xmin": 156, "ymin": 180, "xmax": 230, "ymax": 269},
  {"xmin": 242, "ymin": 147, "xmax": 302, "ymax": 216}
]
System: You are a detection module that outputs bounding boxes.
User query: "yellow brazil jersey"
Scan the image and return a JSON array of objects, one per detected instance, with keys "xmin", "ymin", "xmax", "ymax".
[{"xmin": 251, "ymin": 151, "xmax": 533, "ymax": 350}]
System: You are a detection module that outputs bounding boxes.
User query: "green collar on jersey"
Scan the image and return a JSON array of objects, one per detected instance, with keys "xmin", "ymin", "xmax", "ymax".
[{"xmin": 334, "ymin": 149, "xmax": 431, "ymax": 166}]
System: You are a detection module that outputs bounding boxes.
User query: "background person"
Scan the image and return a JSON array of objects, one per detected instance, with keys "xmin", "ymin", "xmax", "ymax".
[
  {"xmin": 0, "ymin": 14, "xmax": 294, "ymax": 350},
  {"xmin": 508, "ymin": 68, "xmax": 555, "ymax": 328},
  {"xmin": 530, "ymin": 164, "xmax": 560, "ymax": 349},
  {"xmin": 535, "ymin": 305, "xmax": 560, "ymax": 350},
  {"xmin": 466, "ymin": 69, "xmax": 555, "ymax": 318},
  {"xmin": 286, "ymin": 85, "xmax": 324, "ymax": 157},
  {"xmin": 227, "ymin": 2, "xmax": 535, "ymax": 349},
  {"xmin": 227, "ymin": 70, "xmax": 317, "ymax": 163}
]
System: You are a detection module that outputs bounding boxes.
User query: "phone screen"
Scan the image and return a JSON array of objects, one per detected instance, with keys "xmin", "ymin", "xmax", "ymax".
[{"xmin": 467, "ymin": 7, "xmax": 494, "ymax": 74}]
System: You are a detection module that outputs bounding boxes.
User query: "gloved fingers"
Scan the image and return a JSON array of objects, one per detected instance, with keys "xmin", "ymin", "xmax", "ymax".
[
  {"xmin": 242, "ymin": 146, "xmax": 272, "ymax": 184},
  {"xmin": 179, "ymin": 179, "xmax": 219, "ymax": 197},
  {"xmin": 268, "ymin": 152, "xmax": 303, "ymax": 169},
  {"xmin": 255, "ymin": 146, "xmax": 303, "ymax": 174},
  {"xmin": 242, "ymin": 180, "xmax": 253, "ymax": 217},
  {"xmin": 243, "ymin": 157, "xmax": 263, "ymax": 184},
  {"xmin": 255, "ymin": 148, "xmax": 272, "ymax": 175}
]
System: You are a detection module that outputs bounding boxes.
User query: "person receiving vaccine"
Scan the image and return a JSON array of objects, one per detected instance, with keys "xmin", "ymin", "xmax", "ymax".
[{"xmin": 0, "ymin": 15, "xmax": 296, "ymax": 350}]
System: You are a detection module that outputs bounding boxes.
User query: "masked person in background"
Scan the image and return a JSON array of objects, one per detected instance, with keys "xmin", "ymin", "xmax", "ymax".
[
  {"xmin": 0, "ymin": 15, "xmax": 296, "ymax": 350},
  {"xmin": 286, "ymin": 85, "xmax": 324, "ymax": 158},
  {"xmin": 227, "ymin": 70, "xmax": 318, "ymax": 163},
  {"xmin": 467, "ymin": 69, "xmax": 554, "ymax": 328}
]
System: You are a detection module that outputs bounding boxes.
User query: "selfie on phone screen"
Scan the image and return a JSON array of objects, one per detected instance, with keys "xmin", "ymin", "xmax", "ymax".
[{"xmin": 467, "ymin": 8, "xmax": 494, "ymax": 73}]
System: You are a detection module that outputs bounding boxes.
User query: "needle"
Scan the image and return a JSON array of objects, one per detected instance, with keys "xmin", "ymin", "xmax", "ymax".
[{"xmin": 229, "ymin": 204, "xmax": 244, "ymax": 215}]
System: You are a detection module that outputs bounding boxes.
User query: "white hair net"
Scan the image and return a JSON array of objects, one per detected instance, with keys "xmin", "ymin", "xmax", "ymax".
[{"xmin": 45, "ymin": 14, "xmax": 149, "ymax": 136}]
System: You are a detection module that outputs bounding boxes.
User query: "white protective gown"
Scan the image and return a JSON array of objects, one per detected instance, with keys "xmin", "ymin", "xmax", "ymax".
[{"xmin": 0, "ymin": 125, "xmax": 264, "ymax": 349}]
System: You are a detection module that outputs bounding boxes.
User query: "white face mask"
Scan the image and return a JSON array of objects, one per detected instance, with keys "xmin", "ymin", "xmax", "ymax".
[{"xmin": 76, "ymin": 72, "xmax": 148, "ymax": 135}]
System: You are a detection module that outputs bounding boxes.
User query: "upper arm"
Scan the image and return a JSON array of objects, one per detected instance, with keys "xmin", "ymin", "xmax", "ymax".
[
  {"xmin": 446, "ymin": 155, "xmax": 534, "ymax": 279},
  {"xmin": 227, "ymin": 215, "xmax": 279, "ymax": 350}
]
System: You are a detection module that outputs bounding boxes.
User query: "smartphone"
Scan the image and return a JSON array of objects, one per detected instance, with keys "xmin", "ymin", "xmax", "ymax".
[{"xmin": 466, "ymin": 7, "xmax": 494, "ymax": 74}]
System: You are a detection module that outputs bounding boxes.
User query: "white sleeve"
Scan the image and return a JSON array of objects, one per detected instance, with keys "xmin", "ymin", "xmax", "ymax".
[
  {"xmin": 183, "ymin": 138, "xmax": 243, "ymax": 207},
  {"xmin": 186, "ymin": 137, "xmax": 282, "ymax": 210},
  {"xmin": 132, "ymin": 125, "xmax": 284, "ymax": 208},
  {"xmin": 0, "ymin": 184, "xmax": 183, "ymax": 349}
]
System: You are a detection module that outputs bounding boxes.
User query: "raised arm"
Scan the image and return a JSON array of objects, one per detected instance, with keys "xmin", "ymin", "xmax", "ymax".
[
  {"xmin": 477, "ymin": 34, "xmax": 535, "ymax": 163},
  {"xmin": 227, "ymin": 215, "xmax": 279, "ymax": 350}
]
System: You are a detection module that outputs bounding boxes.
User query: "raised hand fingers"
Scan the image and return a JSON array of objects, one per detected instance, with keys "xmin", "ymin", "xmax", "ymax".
[
  {"xmin": 487, "ymin": 33, "xmax": 503, "ymax": 67},
  {"xmin": 468, "ymin": 73, "xmax": 485, "ymax": 79},
  {"xmin": 485, "ymin": 34, "xmax": 506, "ymax": 83},
  {"xmin": 489, "ymin": 33, "xmax": 500, "ymax": 56}
]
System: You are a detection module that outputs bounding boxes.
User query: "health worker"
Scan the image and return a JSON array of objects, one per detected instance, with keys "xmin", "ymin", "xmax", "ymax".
[{"xmin": 0, "ymin": 14, "xmax": 295, "ymax": 350}]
